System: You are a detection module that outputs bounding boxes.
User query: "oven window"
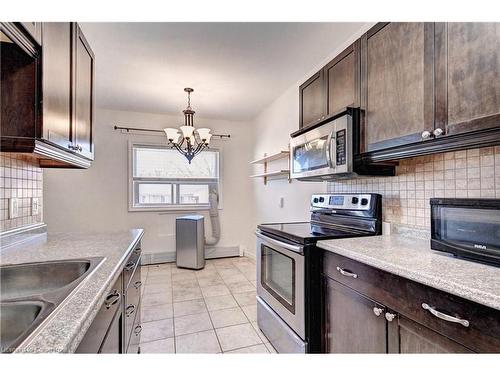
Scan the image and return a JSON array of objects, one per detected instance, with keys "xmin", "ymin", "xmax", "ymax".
[
  {"xmin": 292, "ymin": 136, "xmax": 329, "ymax": 173},
  {"xmin": 434, "ymin": 207, "xmax": 500, "ymax": 252},
  {"xmin": 261, "ymin": 245, "xmax": 295, "ymax": 314}
]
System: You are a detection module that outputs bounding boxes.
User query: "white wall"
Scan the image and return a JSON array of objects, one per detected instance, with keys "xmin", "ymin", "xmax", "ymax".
[
  {"xmin": 45, "ymin": 22, "xmax": 376, "ymax": 260},
  {"xmin": 248, "ymin": 23, "xmax": 374, "ymax": 256},
  {"xmin": 44, "ymin": 109, "xmax": 255, "ymax": 257}
]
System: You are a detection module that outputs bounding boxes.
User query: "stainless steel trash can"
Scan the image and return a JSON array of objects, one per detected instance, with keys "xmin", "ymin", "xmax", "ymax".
[{"xmin": 176, "ymin": 215, "xmax": 205, "ymax": 270}]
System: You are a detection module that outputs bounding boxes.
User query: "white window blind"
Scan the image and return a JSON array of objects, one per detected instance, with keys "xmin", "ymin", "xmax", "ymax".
[{"xmin": 130, "ymin": 144, "xmax": 220, "ymax": 210}]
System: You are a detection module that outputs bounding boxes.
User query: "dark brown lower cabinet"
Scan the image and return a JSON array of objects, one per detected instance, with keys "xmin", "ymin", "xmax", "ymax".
[
  {"xmin": 76, "ymin": 275, "xmax": 122, "ymax": 353},
  {"xmin": 389, "ymin": 314, "xmax": 473, "ymax": 353},
  {"xmin": 99, "ymin": 310, "xmax": 122, "ymax": 354},
  {"xmin": 324, "ymin": 276, "xmax": 474, "ymax": 353},
  {"xmin": 76, "ymin": 241, "xmax": 142, "ymax": 354},
  {"xmin": 322, "ymin": 251, "xmax": 500, "ymax": 353},
  {"xmin": 325, "ymin": 277, "xmax": 386, "ymax": 353}
]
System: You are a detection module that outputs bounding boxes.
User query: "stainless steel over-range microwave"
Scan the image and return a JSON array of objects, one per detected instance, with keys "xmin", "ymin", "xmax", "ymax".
[{"xmin": 289, "ymin": 108, "xmax": 394, "ymax": 181}]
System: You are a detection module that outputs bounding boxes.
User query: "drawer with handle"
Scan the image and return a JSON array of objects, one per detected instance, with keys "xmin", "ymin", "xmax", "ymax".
[
  {"xmin": 124, "ymin": 257, "xmax": 141, "ymax": 350},
  {"xmin": 127, "ymin": 304, "xmax": 142, "ymax": 354},
  {"xmin": 323, "ymin": 251, "xmax": 500, "ymax": 352},
  {"xmin": 123, "ymin": 244, "xmax": 141, "ymax": 289}
]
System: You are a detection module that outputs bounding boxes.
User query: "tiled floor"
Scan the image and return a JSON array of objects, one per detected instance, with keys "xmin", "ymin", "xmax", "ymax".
[{"xmin": 139, "ymin": 256, "xmax": 276, "ymax": 354}]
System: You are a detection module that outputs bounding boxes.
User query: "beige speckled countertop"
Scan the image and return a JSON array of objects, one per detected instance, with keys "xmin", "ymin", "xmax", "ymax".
[
  {"xmin": 317, "ymin": 234, "xmax": 500, "ymax": 311},
  {"xmin": 0, "ymin": 229, "xmax": 144, "ymax": 353}
]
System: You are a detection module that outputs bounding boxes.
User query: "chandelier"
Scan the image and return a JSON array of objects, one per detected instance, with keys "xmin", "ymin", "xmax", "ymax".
[{"xmin": 163, "ymin": 88, "xmax": 212, "ymax": 163}]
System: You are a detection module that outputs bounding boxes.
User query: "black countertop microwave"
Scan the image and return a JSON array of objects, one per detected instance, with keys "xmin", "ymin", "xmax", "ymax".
[{"xmin": 430, "ymin": 198, "xmax": 500, "ymax": 266}]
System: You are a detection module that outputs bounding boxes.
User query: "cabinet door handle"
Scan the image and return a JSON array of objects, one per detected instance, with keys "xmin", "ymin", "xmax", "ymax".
[
  {"xmin": 421, "ymin": 303, "xmax": 469, "ymax": 327},
  {"xmin": 104, "ymin": 290, "xmax": 121, "ymax": 309},
  {"xmin": 126, "ymin": 304, "xmax": 136, "ymax": 317},
  {"xmin": 124, "ymin": 261, "xmax": 135, "ymax": 271},
  {"xmin": 421, "ymin": 130, "xmax": 432, "ymax": 139},
  {"xmin": 336, "ymin": 266, "xmax": 358, "ymax": 279},
  {"xmin": 433, "ymin": 128, "xmax": 445, "ymax": 137},
  {"xmin": 373, "ymin": 307, "xmax": 384, "ymax": 317},
  {"xmin": 134, "ymin": 281, "xmax": 142, "ymax": 289},
  {"xmin": 133, "ymin": 247, "xmax": 141, "ymax": 255},
  {"xmin": 134, "ymin": 325, "xmax": 142, "ymax": 335},
  {"xmin": 385, "ymin": 312, "xmax": 396, "ymax": 322}
]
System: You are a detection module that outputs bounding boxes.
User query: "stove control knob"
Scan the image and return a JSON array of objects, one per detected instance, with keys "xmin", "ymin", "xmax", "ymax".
[
  {"xmin": 313, "ymin": 198, "xmax": 319, "ymax": 204},
  {"xmin": 361, "ymin": 198, "xmax": 369, "ymax": 205},
  {"xmin": 319, "ymin": 197, "xmax": 324, "ymax": 203},
  {"xmin": 351, "ymin": 197, "xmax": 359, "ymax": 204}
]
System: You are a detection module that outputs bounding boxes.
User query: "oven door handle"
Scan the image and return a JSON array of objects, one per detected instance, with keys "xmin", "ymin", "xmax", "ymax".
[{"xmin": 255, "ymin": 231, "xmax": 304, "ymax": 254}]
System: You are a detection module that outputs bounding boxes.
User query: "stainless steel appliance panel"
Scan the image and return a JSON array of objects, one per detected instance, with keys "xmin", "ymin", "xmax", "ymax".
[
  {"xmin": 257, "ymin": 296, "xmax": 306, "ymax": 353},
  {"xmin": 256, "ymin": 232, "xmax": 305, "ymax": 339},
  {"xmin": 290, "ymin": 114, "xmax": 351, "ymax": 181}
]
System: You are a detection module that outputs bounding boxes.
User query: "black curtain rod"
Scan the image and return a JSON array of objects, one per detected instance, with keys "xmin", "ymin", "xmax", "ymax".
[{"xmin": 113, "ymin": 125, "xmax": 231, "ymax": 138}]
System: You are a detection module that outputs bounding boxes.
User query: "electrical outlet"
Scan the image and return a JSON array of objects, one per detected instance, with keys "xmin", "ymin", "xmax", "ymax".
[
  {"xmin": 9, "ymin": 198, "xmax": 19, "ymax": 219},
  {"xmin": 31, "ymin": 197, "xmax": 40, "ymax": 215}
]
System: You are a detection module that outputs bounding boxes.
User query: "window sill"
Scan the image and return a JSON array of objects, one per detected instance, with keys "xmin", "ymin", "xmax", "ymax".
[{"xmin": 128, "ymin": 205, "xmax": 221, "ymax": 213}]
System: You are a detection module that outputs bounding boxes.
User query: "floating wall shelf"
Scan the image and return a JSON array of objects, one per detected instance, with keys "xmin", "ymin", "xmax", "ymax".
[
  {"xmin": 250, "ymin": 150, "xmax": 289, "ymax": 165},
  {"xmin": 250, "ymin": 150, "xmax": 291, "ymax": 185}
]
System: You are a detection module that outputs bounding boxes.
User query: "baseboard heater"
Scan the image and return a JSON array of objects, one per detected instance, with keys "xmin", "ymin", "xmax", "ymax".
[{"xmin": 141, "ymin": 246, "xmax": 241, "ymax": 265}]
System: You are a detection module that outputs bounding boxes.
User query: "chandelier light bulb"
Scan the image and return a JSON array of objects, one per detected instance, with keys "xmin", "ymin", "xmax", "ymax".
[
  {"xmin": 163, "ymin": 128, "xmax": 180, "ymax": 143},
  {"xmin": 180, "ymin": 125, "xmax": 195, "ymax": 139},
  {"xmin": 196, "ymin": 128, "xmax": 211, "ymax": 141}
]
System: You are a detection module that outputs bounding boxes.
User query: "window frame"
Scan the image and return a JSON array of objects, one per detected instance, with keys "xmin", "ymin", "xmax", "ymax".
[{"xmin": 128, "ymin": 141, "xmax": 222, "ymax": 212}]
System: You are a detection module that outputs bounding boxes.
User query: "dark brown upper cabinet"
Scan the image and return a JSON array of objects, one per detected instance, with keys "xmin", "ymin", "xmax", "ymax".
[
  {"xmin": 0, "ymin": 22, "xmax": 94, "ymax": 168},
  {"xmin": 299, "ymin": 70, "xmax": 325, "ymax": 129},
  {"xmin": 72, "ymin": 25, "xmax": 95, "ymax": 160},
  {"xmin": 361, "ymin": 22, "xmax": 435, "ymax": 153},
  {"xmin": 42, "ymin": 22, "xmax": 73, "ymax": 150},
  {"xmin": 325, "ymin": 40, "xmax": 360, "ymax": 118},
  {"xmin": 299, "ymin": 42, "xmax": 360, "ymax": 130},
  {"xmin": 20, "ymin": 22, "xmax": 42, "ymax": 45},
  {"xmin": 359, "ymin": 22, "xmax": 500, "ymax": 162},
  {"xmin": 435, "ymin": 23, "xmax": 500, "ymax": 137}
]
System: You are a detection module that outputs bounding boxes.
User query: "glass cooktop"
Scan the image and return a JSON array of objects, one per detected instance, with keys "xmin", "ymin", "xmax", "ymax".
[{"xmin": 257, "ymin": 222, "xmax": 365, "ymax": 245}]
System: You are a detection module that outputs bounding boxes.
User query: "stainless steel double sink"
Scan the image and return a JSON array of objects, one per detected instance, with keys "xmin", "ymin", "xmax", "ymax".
[{"xmin": 0, "ymin": 257, "xmax": 103, "ymax": 353}]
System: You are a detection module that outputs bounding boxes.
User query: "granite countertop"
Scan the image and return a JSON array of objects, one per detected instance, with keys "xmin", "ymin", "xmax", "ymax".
[
  {"xmin": 317, "ymin": 234, "xmax": 500, "ymax": 311},
  {"xmin": 0, "ymin": 229, "xmax": 144, "ymax": 353}
]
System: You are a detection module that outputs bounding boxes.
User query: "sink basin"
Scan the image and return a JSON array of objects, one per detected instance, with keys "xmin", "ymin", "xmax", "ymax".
[
  {"xmin": 0, "ymin": 260, "xmax": 93, "ymax": 300},
  {"xmin": 0, "ymin": 257, "xmax": 103, "ymax": 352},
  {"xmin": 0, "ymin": 301, "xmax": 51, "ymax": 353}
]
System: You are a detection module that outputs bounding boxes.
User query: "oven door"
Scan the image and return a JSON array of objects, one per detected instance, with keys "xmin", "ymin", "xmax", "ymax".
[{"xmin": 256, "ymin": 231, "xmax": 305, "ymax": 339}]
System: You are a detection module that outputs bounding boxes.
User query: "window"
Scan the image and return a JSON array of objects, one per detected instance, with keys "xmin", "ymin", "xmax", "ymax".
[{"xmin": 130, "ymin": 143, "xmax": 220, "ymax": 210}]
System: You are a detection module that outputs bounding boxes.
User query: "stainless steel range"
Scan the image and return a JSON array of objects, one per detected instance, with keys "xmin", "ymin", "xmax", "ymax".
[{"xmin": 255, "ymin": 193, "xmax": 383, "ymax": 353}]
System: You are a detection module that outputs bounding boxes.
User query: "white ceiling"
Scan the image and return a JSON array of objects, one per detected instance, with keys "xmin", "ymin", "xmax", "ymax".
[{"xmin": 81, "ymin": 22, "xmax": 366, "ymax": 121}]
